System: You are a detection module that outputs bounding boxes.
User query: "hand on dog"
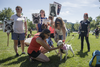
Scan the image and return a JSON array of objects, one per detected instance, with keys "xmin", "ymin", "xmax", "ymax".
[{"xmin": 57, "ymin": 44, "xmax": 63, "ymax": 48}]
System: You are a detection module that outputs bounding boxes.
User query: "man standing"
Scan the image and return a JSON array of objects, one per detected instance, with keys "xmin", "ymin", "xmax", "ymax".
[
  {"xmin": 10, "ymin": 6, "xmax": 27, "ymax": 56},
  {"xmin": 79, "ymin": 13, "xmax": 90, "ymax": 52}
]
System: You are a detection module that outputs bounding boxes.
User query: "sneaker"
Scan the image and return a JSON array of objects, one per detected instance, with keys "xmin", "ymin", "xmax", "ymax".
[
  {"xmin": 80, "ymin": 50, "xmax": 83, "ymax": 52},
  {"xmin": 22, "ymin": 52, "xmax": 26, "ymax": 54},
  {"xmin": 15, "ymin": 53, "xmax": 20, "ymax": 57}
]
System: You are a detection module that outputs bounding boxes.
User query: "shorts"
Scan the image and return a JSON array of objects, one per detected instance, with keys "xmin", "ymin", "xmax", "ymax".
[
  {"xmin": 59, "ymin": 35, "xmax": 63, "ymax": 40},
  {"xmin": 28, "ymin": 51, "xmax": 41, "ymax": 58},
  {"xmin": 12, "ymin": 33, "xmax": 25, "ymax": 40}
]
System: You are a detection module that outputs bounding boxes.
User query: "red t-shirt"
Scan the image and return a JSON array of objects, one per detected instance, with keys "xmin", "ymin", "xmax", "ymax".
[
  {"xmin": 28, "ymin": 35, "xmax": 41, "ymax": 54},
  {"xmin": 49, "ymin": 26, "xmax": 55, "ymax": 34}
]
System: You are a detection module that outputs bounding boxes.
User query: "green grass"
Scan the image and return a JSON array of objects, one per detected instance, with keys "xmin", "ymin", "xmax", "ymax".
[{"xmin": 0, "ymin": 30, "xmax": 100, "ymax": 67}]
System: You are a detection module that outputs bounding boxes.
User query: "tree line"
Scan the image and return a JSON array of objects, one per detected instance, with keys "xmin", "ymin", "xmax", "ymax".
[{"xmin": 0, "ymin": 7, "xmax": 100, "ymax": 32}]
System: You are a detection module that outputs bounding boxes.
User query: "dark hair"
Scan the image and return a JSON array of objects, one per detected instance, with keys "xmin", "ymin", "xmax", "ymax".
[
  {"xmin": 40, "ymin": 9, "xmax": 45, "ymax": 16},
  {"xmin": 55, "ymin": 17, "xmax": 63, "ymax": 28},
  {"xmin": 49, "ymin": 16, "xmax": 54, "ymax": 20},
  {"xmin": 16, "ymin": 6, "xmax": 22, "ymax": 11},
  {"xmin": 39, "ymin": 29, "xmax": 50, "ymax": 40},
  {"xmin": 27, "ymin": 34, "xmax": 31, "ymax": 38}
]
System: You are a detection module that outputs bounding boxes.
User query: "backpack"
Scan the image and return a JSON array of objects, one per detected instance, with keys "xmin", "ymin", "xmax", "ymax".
[{"xmin": 89, "ymin": 50, "xmax": 100, "ymax": 67}]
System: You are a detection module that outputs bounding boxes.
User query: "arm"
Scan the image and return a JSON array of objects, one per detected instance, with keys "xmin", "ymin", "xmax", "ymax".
[
  {"xmin": 62, "ymin": 25, "xmax": 66, "ymax": 40},
  {"xmin": 36, "ymin": 37, "xmax": 62, "ymax": 51},
  {"xmin": 87, "ymin": 24, "xmax": 90, "ymax": 37},
  {"xmin": 78, "ymin": 23, "xmax": 81, "ymax": 33},
  {"xmin": 24, "ymin": 21, "xmax": 28, "ymax": 36}
]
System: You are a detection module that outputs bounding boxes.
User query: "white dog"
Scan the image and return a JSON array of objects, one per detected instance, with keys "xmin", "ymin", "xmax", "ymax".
[{"xmin": 57, "ymin": 40, "xmax": 75, "ymax": 61}]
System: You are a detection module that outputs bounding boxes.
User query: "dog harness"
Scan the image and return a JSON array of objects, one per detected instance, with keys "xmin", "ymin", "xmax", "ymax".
[{"xmin": 61, "ymin": 44, "xmax": 67, "ymax": 50}]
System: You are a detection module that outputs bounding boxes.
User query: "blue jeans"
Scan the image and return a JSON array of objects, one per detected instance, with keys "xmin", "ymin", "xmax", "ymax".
[{"xmin": 46, "ymin": 37, "xmax": 53, "ymax": 47}]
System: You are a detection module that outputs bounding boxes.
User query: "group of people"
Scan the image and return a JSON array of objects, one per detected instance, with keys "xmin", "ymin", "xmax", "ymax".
[
  {"xmin": 10, "ymin": 5, "xmax": 91, "ymax": 62},
  {"xmin": 10, "ymin": 6, "xmax": 67, "ymax": 62}
]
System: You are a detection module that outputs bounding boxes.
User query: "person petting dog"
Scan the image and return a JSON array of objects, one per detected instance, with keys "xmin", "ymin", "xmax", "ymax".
[
  {"xmin": 79, "ymin": 13, "xmax": 90, "ymax": 52},
  {"xmin": 27, "ymin": 29, "xmax": 63, "ymax": 62},
  {"xmin": 10, "ymin": 6, "xmax": 27, "ymax": 56}
]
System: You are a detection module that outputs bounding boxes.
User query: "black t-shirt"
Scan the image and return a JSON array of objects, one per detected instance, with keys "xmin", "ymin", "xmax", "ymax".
[
  {"xmin": 95, "ymin": 29, "xmax": 99, "ymax": 34},
  {"xmin": 80, "ymin": 20, "xmax": 90, "ymax": 32}
]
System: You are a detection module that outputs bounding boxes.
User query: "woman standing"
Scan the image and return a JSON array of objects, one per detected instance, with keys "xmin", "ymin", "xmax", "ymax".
[
  {"xmin": 27, "ymin": 29, "xmax": 63, "ymax": 62},
  {"xmin": 54, "ymin": 17, "xmax": 67, "ymax": 42},
  {"xmin": 36, "ymin": 9, "xmax": 47, "ymax": 32},
  {"xmin": 10, "ymin": 6, "xmax": 27, "ymax": 56}
]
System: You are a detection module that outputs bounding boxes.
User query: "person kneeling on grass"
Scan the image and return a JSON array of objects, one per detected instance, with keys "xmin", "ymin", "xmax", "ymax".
[{"xmin": 27, "ymin": 29, "xmax": 63, "ymax": 62}]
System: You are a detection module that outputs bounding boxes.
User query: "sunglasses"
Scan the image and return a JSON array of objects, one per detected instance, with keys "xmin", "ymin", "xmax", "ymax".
[
  {"xmin": 56, "ymin": 23, "xmax": 60, "ymax": 24},
  {"xmin": 16, "ymin": 8, "xmax": 22, "ymax": 11}
]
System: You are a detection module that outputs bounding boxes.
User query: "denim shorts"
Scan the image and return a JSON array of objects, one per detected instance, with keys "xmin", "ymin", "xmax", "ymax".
[
  {"xmin": 12, "ymin": 33, "xmax": 25, "ymax": 40},
  {"xmin": 59, "ymin": 32, "xmax": 67, "ymax": 40}
]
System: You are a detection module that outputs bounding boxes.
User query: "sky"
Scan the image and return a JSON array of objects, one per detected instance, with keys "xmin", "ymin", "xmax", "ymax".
[{"xmin": 0, "ymin": 0, "xmax": 100, "ymax": 23}]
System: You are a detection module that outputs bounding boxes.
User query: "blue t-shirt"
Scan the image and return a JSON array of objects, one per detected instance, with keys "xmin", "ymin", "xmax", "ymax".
[{"xmin": 38, "ymin": 17, "xmax": 47, "ymax": 32}]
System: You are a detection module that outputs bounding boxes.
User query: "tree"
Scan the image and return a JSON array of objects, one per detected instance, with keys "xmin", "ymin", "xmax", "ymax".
[
  {"xmin": 66, "ymin": 22, "xmax": 73, "ymax": 32},
  {"xmin": 88, "ymin": 17, "xmax": 92, "ymax": 22},
  {"xmin": 95, "ymin": 16, "xmax": 100, "ymax": 26},
  {"xmin": 27, "ymin": 18, "xmax": 36, "ymax": 30},
  {"xmin": 90, "ymin": 20, "xmax": 96, "ymax": 31},
  {"xmin": 74, "ymin": 22, "xmax": 80, "ymax": 31},
  {"xmin": 0, "ymin": 7, "xmax": 14, "ymax": 22}
]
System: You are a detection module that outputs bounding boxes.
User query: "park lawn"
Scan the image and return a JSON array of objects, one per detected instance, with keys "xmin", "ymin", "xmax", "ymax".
[{"xmin": 0, "ymin": 30, "xmax": 100, "ymax": 67}]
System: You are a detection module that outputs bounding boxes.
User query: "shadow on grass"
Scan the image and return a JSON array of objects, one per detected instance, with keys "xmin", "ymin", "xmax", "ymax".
[
  {"xmin": 3, "ymin": 54, "xmax": 72, "ymax": 67},
  {"xmin": 76, "ymin": 51, "xmax": 88, "ymax": 58},
  {"xmin": 19, "ymin": 55, "xmax": 69, "ymax": 67},
  {"xmin": 4, "ymin": 55, "xmax": 29, "ymax": 66},
  {"xmin": 0, "ymin": 56, "xmax": 17, "ymax": 64}
]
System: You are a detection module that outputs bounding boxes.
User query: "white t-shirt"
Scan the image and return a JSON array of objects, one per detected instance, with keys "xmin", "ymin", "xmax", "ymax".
[{"xmin": 10, "ymin": 14, "xmax": 27, "ymax": 33}]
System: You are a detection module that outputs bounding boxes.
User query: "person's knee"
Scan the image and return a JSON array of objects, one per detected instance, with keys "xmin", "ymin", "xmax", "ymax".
[{"xmin": 44, "ymin": 58, "xmax": 50, "ymax": 62}]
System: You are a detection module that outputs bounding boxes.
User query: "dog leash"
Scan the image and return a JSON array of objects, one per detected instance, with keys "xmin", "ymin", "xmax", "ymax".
[{"xmin": 66, "ymin": 34, "xmax": 78, "ymax": 44}]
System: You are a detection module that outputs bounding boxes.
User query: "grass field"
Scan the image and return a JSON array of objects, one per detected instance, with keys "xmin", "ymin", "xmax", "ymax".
[{"xmin": 0, "ymin": 30, "xmax": 100, "ymax": 67}]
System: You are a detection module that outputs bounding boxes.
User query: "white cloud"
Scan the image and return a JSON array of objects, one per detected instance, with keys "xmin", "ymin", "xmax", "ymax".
[
  {"xmin": 60, "ymin": 11, "xmax": 70, "ymax": 16},
  {"xmin": 61, "ymin": 0, "xmax": 99, "ymax": 8},
  {"xmin": 61, "ymin": 2, "xmax": 80, "ymax": 8}
]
